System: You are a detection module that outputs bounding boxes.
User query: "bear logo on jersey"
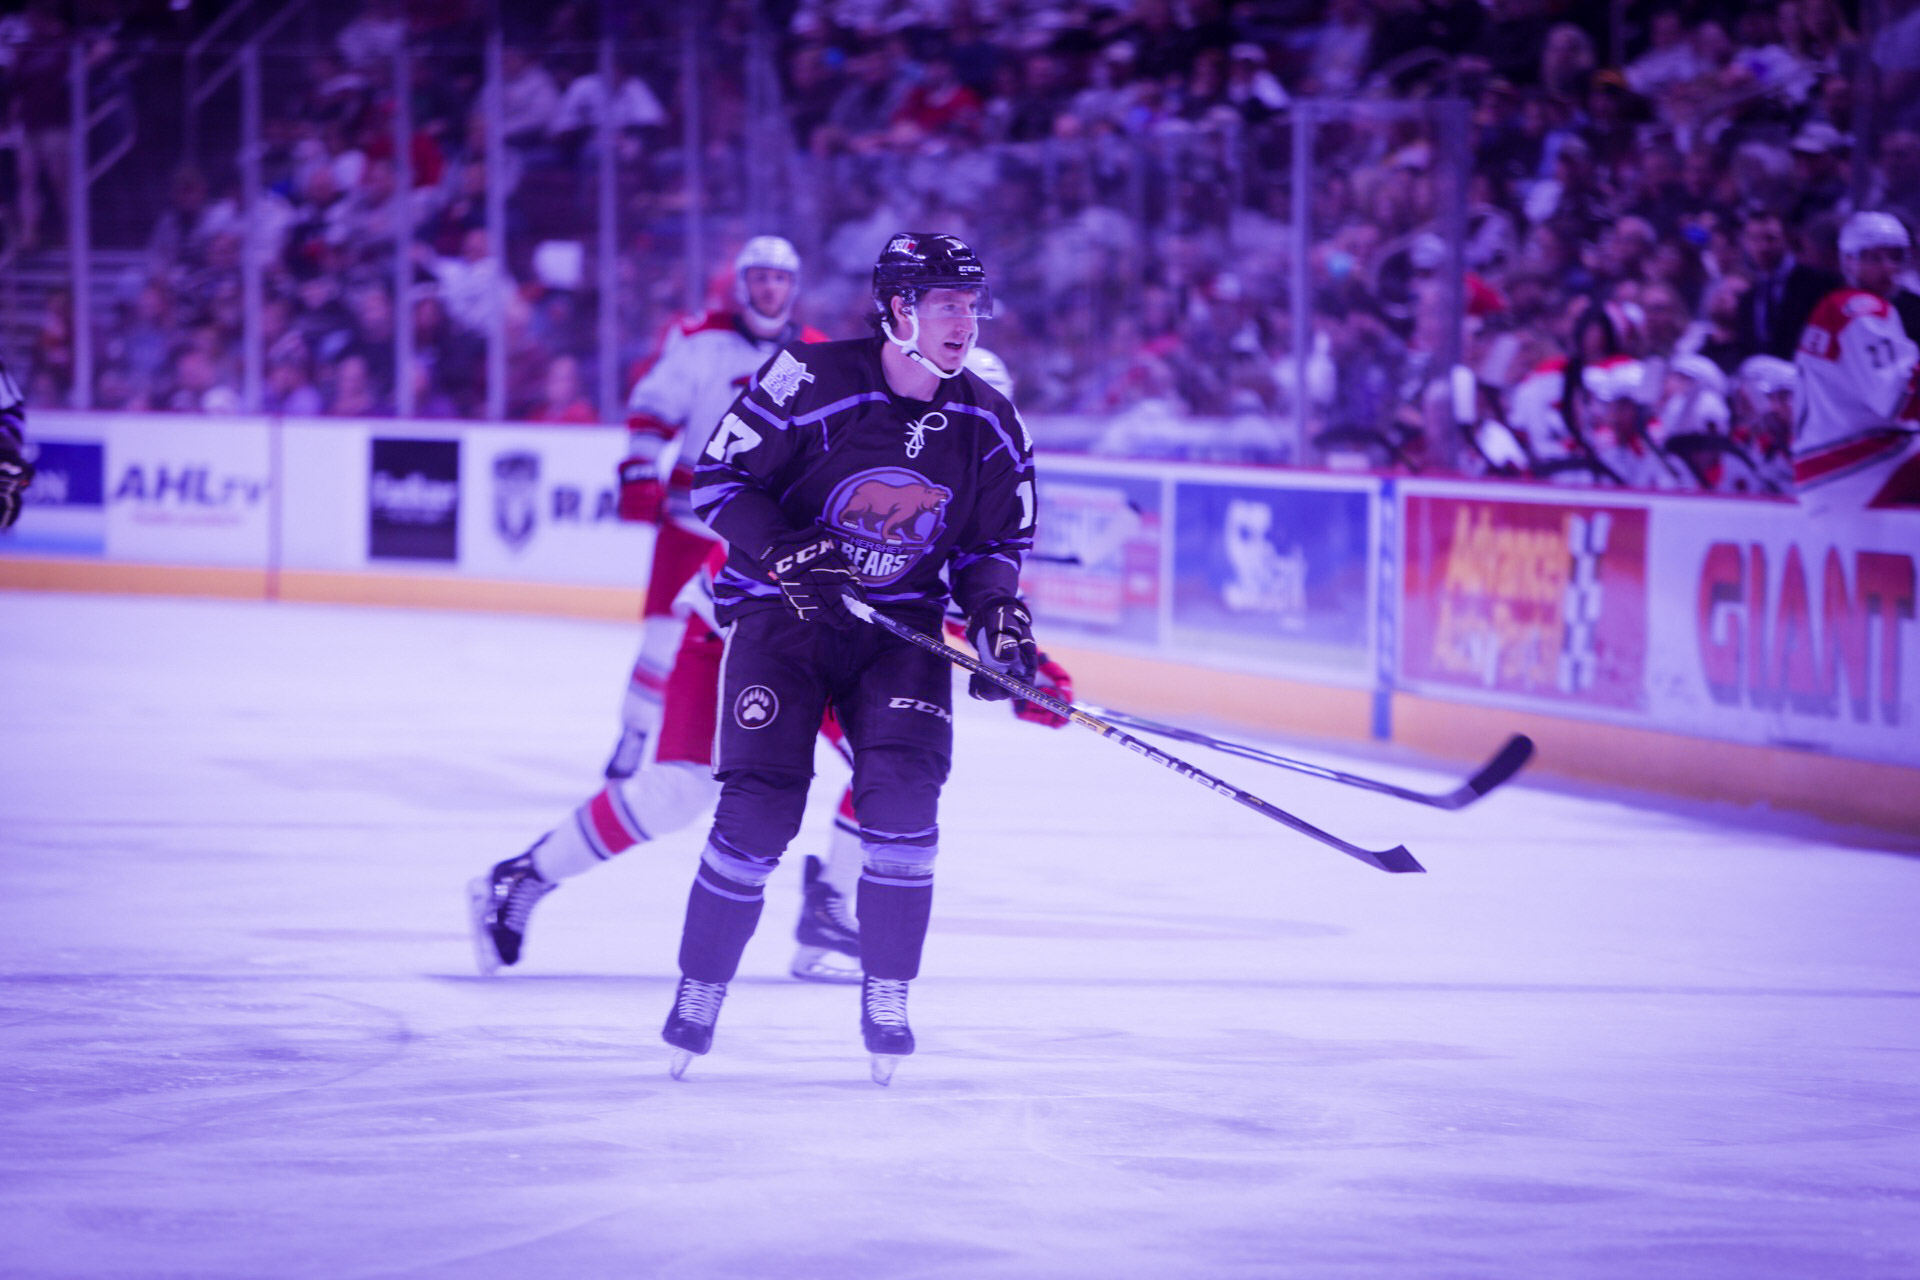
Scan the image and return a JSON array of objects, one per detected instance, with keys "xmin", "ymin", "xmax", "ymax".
[
  {"xmin": 824, "ymin": 466, "xmax": 953, "ymax": 586},
  {"xmin": 734, "ymin": 685, "xmax": 778, "ymax": 729}
]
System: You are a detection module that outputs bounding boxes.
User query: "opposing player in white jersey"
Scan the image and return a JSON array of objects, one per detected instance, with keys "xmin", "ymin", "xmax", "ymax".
[
  {"xmin": 606, "ymin": 236, "xmax": 831, "ymax": 779},
  {"xmin": 467, "ymin": 347, "xmax": 1074, "ymax": 985},
  {"xmin": 1792, "ymin": 211, "xmax": 1920, "ymax": 515}
]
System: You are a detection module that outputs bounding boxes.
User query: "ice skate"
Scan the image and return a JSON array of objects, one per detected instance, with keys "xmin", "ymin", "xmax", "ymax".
[
  {"xmin": 602, "ymin": 726, "xmax": 648, "ymax": 780},
  {"xmin": 861, "ymin": 976, "xmax": 914, "ymax": 1085},
  {"xmin": 662, "ymin": 977, "xmax": 728, "ymax": 1079},
  {"xmin": 789, "ymin": 855, "xmax": 860, "ymax": 984},
  {"xmin": 466, "ymin": 846, "xmax": 556, "ymax": 976}
]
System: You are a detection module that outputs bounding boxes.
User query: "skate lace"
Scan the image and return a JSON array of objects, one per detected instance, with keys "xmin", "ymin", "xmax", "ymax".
[
  {"xmin": 674, "ymin": 978, "xmax": 727, "ymax": 1027},
  {"xmin": 500, "ymin": 870, "xmax": 553, "ymax": 933},
  {"xmin": 823, "ymin": 889, "xmax": 859, "ymax": 936},
  {"xmin": 864, "ymin": 978, "xmax": 910, "ymax": 1027}
]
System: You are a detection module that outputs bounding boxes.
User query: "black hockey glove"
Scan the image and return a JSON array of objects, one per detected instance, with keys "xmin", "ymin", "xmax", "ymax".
[
  {"xmin": 0, "ymin": 441, "xmax": 32, "ymax": 532},
  {"xmin": 767, "ymin": 528, "xmax": 865, "ymax": 630},
  {"xmin": 967, "ymin": 595, "xmax": 1036, "ymax": 702}
]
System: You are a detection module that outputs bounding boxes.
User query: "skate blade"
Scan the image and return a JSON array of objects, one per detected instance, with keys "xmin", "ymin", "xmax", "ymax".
[
  {"xmin": 669, "ymin": 1049, "xmax": 696, "ymax": 1080},
  {"xmin": 464, "ymin": 879, "xmax": 502, "ymax": 977},
  {"xmin": 870, "ymin": 1054, "xmax": 900, "ymax": 1086},
  {"xmin": 790, "ymin": 946, "xmax": 861, "ymax": 985}
]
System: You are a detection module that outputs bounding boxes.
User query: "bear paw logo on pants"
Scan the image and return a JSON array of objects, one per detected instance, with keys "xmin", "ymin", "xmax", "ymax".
[{"xmin": 734, "ymin": 685, "xmax": 778, "ymax": 729}]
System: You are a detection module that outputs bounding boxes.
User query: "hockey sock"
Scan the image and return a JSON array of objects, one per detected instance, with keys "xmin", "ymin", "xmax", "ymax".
[
  {"xmin": 534, "ymin": 763, "xmax": 721, "ymax": 881},
  {"xmin": 678, "ymin": 860, "xmax": 767, "ymax": 984},
  {"xmin": 856, "ymin": 869, "xmax": 933, "ymax": 980},
  {"xmin": 822, "ymin": 796, "xmax": 863, "ymax": 900},
  {"xmin": 620, "ymin": 617, "xmax": 681, "ymax": 733}
]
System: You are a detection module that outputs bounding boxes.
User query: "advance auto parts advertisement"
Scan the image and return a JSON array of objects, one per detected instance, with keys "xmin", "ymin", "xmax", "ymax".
[{"xmin": 1399, "ymin": 488, "xmax": 1650, "ymax": 715}]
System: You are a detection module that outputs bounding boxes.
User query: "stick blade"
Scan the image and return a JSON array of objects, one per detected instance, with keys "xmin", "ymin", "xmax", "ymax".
[
  {"xmin": 1464, "ymin": 734, "xmax": 1535, "ymax": 800},
  {"xmin": 1365, "ymin": 844, "xmax": 1425, "ymax": 874}
]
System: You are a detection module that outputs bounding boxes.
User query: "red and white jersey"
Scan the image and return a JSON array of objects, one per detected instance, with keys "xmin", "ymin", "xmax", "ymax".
[
  {"xmin": 1505, "ymin": 357, "xmax": 1572, "ymax": 463},
  {"xmin": 1792, "ymin": 288, "xmax": 1920, "ymax": 509},
  {"xmin": 625, "ymin": 310, "xmax": 828, "ymax": 471}
]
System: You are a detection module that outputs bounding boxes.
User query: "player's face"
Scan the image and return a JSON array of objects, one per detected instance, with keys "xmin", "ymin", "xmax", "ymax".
[
  {"xmin": 910, "ymin": 287, "xmax": 983, "ymax": 372},
  {"xmin": 1848, "ymin": 245, "xmax": 1905, "ymax": 297},
  {"xmin": 743, "ymin": 267, "xmax": 795, "ymax": 320}
]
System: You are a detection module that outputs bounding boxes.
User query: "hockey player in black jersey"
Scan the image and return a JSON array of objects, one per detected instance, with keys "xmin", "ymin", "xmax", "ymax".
[
  {"xmin": 0, "ymin": 357, "xmax": 32, "ymax": 531},
  {"xmin": 661, "ymin": 232, "xmax": 1037, "ymax": 1083}
]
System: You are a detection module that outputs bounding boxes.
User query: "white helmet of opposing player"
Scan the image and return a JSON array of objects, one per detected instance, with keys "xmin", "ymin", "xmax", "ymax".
[
  {"xmin": 1838, "ymin": 210, "xmax": 1912, "ymax": 257},
  {"xmin": 734, "ymin": 235, "xmax": 801, "ymax": 337},
  {"xmin": 965, "ymin": 347, "xmax": 1014, "ymax": 399}
]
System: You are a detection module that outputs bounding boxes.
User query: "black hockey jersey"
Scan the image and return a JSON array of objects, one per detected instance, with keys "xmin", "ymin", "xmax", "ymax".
[{"xmin": 691, "ymin": 336, "xmax": 1034, "ymax": 624}]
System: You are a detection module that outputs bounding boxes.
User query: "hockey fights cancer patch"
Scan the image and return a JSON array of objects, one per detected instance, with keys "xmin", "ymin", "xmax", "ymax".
[
  {"xmin": 734, "ymin": 684, "xmax": 779, "ymax": 729},
  {"xmin": 824, "ymin": 466, "xmax": 953, "ymax": 586},
  {"xmin": 760, "ymin": 350, "xmax": 815, "ymax": 405}
]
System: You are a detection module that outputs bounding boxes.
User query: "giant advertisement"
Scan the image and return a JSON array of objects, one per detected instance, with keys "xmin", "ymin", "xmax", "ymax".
[
  {"xmin": 456, "ymin": 426, "xmax": 654, "ymax": 586},
  {"xmin": 1026, "ymin": 462, "xmax": 1164, "ymax": 645},
  {"xmin": 1400, "ymin": 488, "xmax": 1650, "ymax": 714},
  {"xmin": 1650, "ymin": 501, "xmax": 1920, "ymax": 767},
  {"xmin": 1170, "ymin": 475, "xmax": 1375, "ymax": 677}
]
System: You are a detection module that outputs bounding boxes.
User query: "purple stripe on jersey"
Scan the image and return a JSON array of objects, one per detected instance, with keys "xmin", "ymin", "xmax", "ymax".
[
  {"xmin": 691, "ymin": 481, "xmax": 743, "ymax": 517},
  {"xmin": 950, "ymin": 548, "xmax": 1026, "ymax": 574},
  {"xmin": 944, "ymin": 401, "xmax": 1021, "ymax": 463},
  {"xmin": 716, "ymin": 568, "xmax": 780, "ymax": 597},
  {"xmin": 793, "ymin": 392, "xmax": 891, "ymax": 428},
  {"xmin": 741, "ymin": 396, "xmax": 789, "ymax": 430}
]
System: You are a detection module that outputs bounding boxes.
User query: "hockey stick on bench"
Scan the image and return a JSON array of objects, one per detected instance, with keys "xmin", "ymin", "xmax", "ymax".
[
  {"xmin": 1084, "ymin": 707, "xmax": 1534, "ymax": 811},
  {"xmin": 843, "ymin": 599, "xmax": 1422, "ymax": 875}
]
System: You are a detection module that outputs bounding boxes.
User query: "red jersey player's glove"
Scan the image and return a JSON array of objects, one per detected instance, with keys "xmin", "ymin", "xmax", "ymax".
[
  {"xmin": 1013, "ymin": 652, "xmax": 1074, "ymax": 728},
  {"xmin": 616, "ymin": 458, "xmax": 665, "ymax": 523},
  {"xmin": 617, "ymin": 414, "xmax": 675, "ymax": 523}
]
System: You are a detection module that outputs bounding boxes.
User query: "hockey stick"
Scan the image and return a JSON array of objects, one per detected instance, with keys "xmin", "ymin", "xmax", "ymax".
[
  {"xmin": 1084, "ymin": 706, "xmax": 1534, "ymax": 811},
  {"xmin": 842, "ymin": 599, "xmax": 1422, "ymax": 875}
]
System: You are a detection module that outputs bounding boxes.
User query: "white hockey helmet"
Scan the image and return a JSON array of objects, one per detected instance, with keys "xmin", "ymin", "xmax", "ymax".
[
  {"xmin": 1738, "ymin": 354, "xmax": 1797, "ymax": 397},
  {"xmin": 965, "ymin": 346, "xmax": 1014, "ymax": 398},
  {"xmin": 1839, "ymin": 211, "xmax": 1912, "ymax": 257},
  {"xmin": 734, "ymin": 235, "xmax": 801, "ymax": 336}
]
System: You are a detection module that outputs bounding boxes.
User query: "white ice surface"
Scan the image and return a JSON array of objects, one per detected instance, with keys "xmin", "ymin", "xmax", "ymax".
[{"xmin": 2, "ymin": 590, "xmax": 1918, "ymax": 1280}]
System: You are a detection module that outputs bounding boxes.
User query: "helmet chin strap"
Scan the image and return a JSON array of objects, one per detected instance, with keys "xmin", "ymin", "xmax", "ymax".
[{"xmin": 881, "ymin": 308, "xmax": 971, "ymax": 380}]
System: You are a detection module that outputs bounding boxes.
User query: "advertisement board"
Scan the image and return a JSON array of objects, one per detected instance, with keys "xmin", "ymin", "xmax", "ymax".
[
  {"xmin": 368, "ymin": 437, "xmax": 460, "ymax": 562},
  {"xmin": 1649, "ymin": 500, "xmax": 1920, "ymax": 767},
  {"xmin": 456, "ymin": 426, "xmax": 654, "ymax": 586},
  {"xmin": 1170, "ymin": 475, "xmax": 1375, "ymax": 676},
  {"xmin": 104, "ymin": 416, "xmax": 273, "ymax": 566},
  {"xmin": 1400, "ymin": 488, "xmax": 1650, "ymax": 714},
  {"xmin": 3, "ymin": 437, "xmax": 107, "ymax": 555},
  {"xmin": 1026, "ymin": 462, "xmax": 1164, "ymax": 645}
]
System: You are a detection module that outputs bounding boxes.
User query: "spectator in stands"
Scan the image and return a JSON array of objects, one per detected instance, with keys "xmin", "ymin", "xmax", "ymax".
[
  {"xmin": 423, "ymin": 227, "xmax": 509, "ymax": 335},
  {"xmin": 1735, "ymin": 206, "xmax": 1842, "ymax": 359},
  {"xmin": 329, "ymin": 353, "xmax": 387, "ymax": 418},
  {"xmin": 1867, "ymin": 130, "xmax": 1920, "ymax": 231},
  {"xmin": 1626, "ymin": 9, "xmax": 1699, "ymax": 99},
  {"xmin": 891, "ymin": 52, "xmax": 983, "ymax": 144},
  {"xmin": 1787, "ymin": 122, "xmax": 1854, "ymax": 228},
  {"xmin": 499, "ymin": 46, "xmax": 562, "ymax": 151},
  {"xmin": 166, "ymin": 347, "xmax": 238, "ymax": 415},
  {"xmin": 525, "ymin": 353, "xmax": 596, "ymax": 423},
  {"xmin": 265, "ymin": 345, "xmax": 324, "ymax": 417}
]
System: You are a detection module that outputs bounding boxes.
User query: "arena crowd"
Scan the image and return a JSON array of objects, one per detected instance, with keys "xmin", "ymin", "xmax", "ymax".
[{"xmin": 5, "ymin": 0, "xmax": 1918, "ymax": 490}]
